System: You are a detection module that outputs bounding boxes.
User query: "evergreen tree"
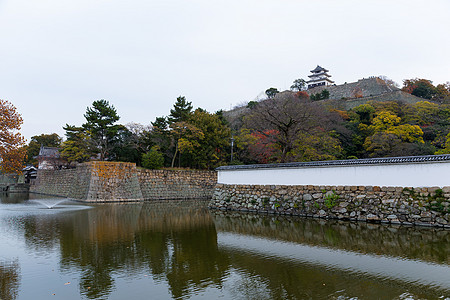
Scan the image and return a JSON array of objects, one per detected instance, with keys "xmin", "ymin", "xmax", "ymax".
[
  {"xmin": 83, "ymin": 100, "xmax": 121, "ymax": 160},
  {"xmin": 152, "ymin": 116, "xmax": 169, "ymax": 131},
  {"xmin": 168, "ymin": 96, "xmax": 193, "ymax": 123},
  {"xmin": 61, "ymin": 124, "xmax": 91, "ymax": 164},
  {"xmin": 142, "ymin": 146, "xmax": 164, "ymax": 169},
  {"xmin": 290, "ymin": 79, "xmax": 306, "ymax": 91},
  {"xmin": 265, "ymin": 88, "xmax": 279, "ymax": 99}
]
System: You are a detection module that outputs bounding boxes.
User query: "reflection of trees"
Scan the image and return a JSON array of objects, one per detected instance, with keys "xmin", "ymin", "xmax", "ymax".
[
  {"xmin": 166, "ymin": 226, "xmax": 227, "ymax": 298},
  {"xmin": 0, "ymin": 259, "xmax": 20, "ymax": 300},
  {"xmin": 23, "ymin": 215, "xmax": 61, "ymax": 253},
  {"xmin": 212, "ymin": 211, "xmax": 450, "ymax": 264},
  {"xmin": 135, "ymin": 224, "xmax": 228, "ymax": 299},
  {"xmin": 54, "ymin": 200, "xmax": 229, "ymax": 299}
]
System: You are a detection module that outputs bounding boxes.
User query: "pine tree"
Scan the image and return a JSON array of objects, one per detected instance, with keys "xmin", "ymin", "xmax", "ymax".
[
  {"xmin": 82, "ymin": 99, "xmax": 120, "ymax": 160},
  {"xmin": 167, "ymin": 96, "xmax": 193, "ymax": 123}
]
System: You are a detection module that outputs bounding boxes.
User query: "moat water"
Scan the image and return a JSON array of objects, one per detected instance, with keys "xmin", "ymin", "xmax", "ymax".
[{"xmin": 0, "ymin": 193, "xmax": 449, "ymax": 300}]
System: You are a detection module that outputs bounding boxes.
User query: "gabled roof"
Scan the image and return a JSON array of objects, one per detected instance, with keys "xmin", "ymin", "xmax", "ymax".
[
  {"xmin": 38, "ymin": 146, "xmax": 60, "ymax": 158},
  {"xmin": 310, "ymin": 65, "xmax": 329, "ymax": 73}
]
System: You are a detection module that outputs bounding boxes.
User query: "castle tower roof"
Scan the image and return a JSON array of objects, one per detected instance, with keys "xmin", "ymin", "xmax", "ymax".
[
  {"xmin": 307, "ymin": 65, "xmax": 334, "ymax": 89},
  {"xmin": 310, "ymin": 65, "xmax": 329, "ymax": 73}
]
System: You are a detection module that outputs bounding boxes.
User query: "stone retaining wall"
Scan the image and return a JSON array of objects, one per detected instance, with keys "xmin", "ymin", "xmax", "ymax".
[
  {"xmin": 137, "ymin": 169, "xmax": 217, "ymax": 200},
  {"xmin": 31, "ymin": 161, "xmax": 216, "ymax": 202},
  {"xmin": 211, "ymin": 184, "xmax": 450, "ymax": 228},
  {"xmin": 31, "ymin": 167, "xmax": 86, "ymax": 198},
  {"xmin": 308, "ymin": 77, "xmax": 394, "ymax": 99}
]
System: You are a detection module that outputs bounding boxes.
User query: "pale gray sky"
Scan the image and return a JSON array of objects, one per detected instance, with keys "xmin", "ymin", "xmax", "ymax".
[{"xmin": 1, "ymin": 0, "xmax": 449, "ymax": 140}]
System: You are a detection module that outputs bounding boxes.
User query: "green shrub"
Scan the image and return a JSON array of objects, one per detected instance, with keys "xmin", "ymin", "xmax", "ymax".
[
  {"xmin": 324, "ymin": 191, "xmax": 339, "ymax": 209},
  {"xmin": 142, "ymin": 147, "xmax": 164, "ymax": 169}
]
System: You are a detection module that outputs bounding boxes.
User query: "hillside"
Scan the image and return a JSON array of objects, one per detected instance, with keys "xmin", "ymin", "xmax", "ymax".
[
  {"xmin": 224, "ymin": 77, "xmax": 426, "ymax": 126},
  {"xmin": 307, "ymin": 77, "xmax": 396, "ymax": 99}
]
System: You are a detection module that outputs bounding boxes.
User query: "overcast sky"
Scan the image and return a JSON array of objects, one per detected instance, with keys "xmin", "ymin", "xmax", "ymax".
[{"xmin": 1, "ymin": 0, "xmax": 449, "ymax": 141}]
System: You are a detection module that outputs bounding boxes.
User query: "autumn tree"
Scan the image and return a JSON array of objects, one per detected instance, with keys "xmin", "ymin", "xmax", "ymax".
[
  {"xmin": 295, "ymin": 91, "xmax": 309, "ymax": 99},
  {"xmin": 237, "ymin": 129, "xmax": 280, "ymax": 164},
  {"xmin": 362, "ymin": 110, "xmax": 425, "ymax": 157},
  {"xmin": 243, "ymin": 93, "xmax": 339, "ymax": 163},
  {"xmin": 402, "ymin": 78, "xmax": 437, "ymax": 99},
  {"xmin": 434, "ymin": 83, "xmax": 450, "ymax": 103},
  {"xmin": 169, "ymin": 121, "xmax": 204, "ymax": 168},
  {"xmin": 0, "ymin": 99, "xmax": 26, "ymax": 173},
  {"xmin": 291, "ymin": 131, "xmax": 342, "ymax": 161}
]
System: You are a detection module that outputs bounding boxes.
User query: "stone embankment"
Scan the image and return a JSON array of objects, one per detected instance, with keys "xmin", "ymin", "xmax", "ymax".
[
  {"xmin": 308, "ymin": 77, "xmax": 395, "ymax": 99},
  {"xmin": 211, "ymin": 184, "xmax": 450, "ymax": 228},
  {"xmin": 138, "ymin": 169, "xmax": 217, "ymax": 200},
  {"xmin": 31, "ymin": 161, "xmax": 217, "ymax": 202}
]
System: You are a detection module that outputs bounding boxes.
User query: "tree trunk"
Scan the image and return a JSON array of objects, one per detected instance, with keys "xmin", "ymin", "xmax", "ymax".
[{"xmin": 171, "ymin": 141, "xmax": 178, "ymax": 168}]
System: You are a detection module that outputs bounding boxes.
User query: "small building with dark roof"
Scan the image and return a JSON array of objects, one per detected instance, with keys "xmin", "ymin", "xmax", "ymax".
[{"xmin": 37, "ymin": 146, "xmax": 64, "ymax": 170}]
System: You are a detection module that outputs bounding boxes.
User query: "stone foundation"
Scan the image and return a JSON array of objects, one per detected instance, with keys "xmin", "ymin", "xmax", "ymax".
[
  {"xmin": 137, "ymin": 169, "xmax": 217, "ymax": 200},
  {"xmin": 210, "ymin": 184, "xmax": 450, "ymax": 228},
  {"xmin": 31, "ymin": 162, "xmax": 217, "ymax": 202}
]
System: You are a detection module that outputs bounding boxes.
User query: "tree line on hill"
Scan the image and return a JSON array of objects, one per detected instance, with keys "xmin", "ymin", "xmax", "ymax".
[{"xmin": 1, "ymin": 77, "xmax": 449, "ymax": 173}]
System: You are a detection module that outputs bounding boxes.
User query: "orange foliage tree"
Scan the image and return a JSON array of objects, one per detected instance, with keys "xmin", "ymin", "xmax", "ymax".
[
  {"xmin": 247, "ymin": 130, "xmax": 280, "ymax": 163},
  {"xmin": 0, "ymin": 99, "xmax": 26, "ymax": 173},
  {"xmin": 295, "ymin": 91, "xmax": 310, "ymax": 99}
]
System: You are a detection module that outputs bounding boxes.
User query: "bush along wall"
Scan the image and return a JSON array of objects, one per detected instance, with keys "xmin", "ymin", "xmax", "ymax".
[{"xmin": 210, "ymin": 184, "xmax": 450, "ymax": 228}]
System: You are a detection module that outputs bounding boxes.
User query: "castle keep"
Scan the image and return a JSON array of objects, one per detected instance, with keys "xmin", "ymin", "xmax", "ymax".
[{"xmin": 307, "ymin": 65, "xmax": 334, "ymax": 89}]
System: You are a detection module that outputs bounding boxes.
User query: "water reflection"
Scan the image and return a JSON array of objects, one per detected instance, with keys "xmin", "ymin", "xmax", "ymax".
[
  {"xmin": 56, "ymin": 201, "xmax": 229, "ymax": 299},
  {"xmin": 219, "ymin": 233, "xmax": 450, "ymax": 296},
  {"xmin": 212, "ymin": 212, "xmax": 450, "ymax": 299},
  {"xmin": 0, "ymin": 194, "xmax": 449, "ymax": 299},
  {"xmin": 0, "ymin": 259, "xmax": 20, "ymax": 300},
  {"xmin": 211, "ymin": 211, "xmax": 450, "ymax": 264}
]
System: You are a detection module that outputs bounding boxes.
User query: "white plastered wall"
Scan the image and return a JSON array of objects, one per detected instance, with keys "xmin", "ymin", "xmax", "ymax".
[{"xmin": 217, "ymin": 162, "xmax": 450, "ymax": 188}]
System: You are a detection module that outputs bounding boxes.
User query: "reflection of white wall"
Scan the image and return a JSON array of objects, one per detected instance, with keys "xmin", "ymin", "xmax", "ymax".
[
  {"xmin": 218, "ymin": 232, "xmax": 450, "ymax": 290},
  {"xmin": 218, "ymin": 162, "xmax": 450, "ymax": 187}
]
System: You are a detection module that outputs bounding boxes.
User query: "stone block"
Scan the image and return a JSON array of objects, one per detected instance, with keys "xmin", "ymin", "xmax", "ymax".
[
  {"xmin": 312, "ymin": 193, "xmax": 322, "ymax": 199},
  {"xmin": 366, "ymin": 214, "xmax": 379, "ymax": 221},
  {"xmin": 427, "ymin": 186, "xmax": 441, "ymax": 193}
]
